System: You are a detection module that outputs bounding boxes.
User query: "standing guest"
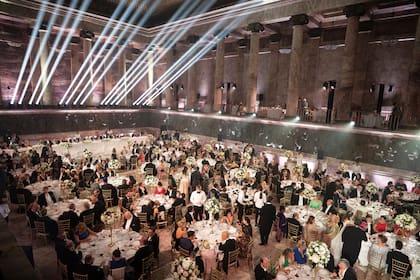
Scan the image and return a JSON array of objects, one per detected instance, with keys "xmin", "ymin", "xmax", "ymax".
[
  {"xmin": 365, "ymin": 234, "xmax": 389, "ymax": 280},
  {"xmin": 386, "ymin": 240, "xmax": 412, "ymax": 279},
  {"xmin": 254, "ymin": 256, "xmax": 275, "ymax": 280},
  {"xmin": 109, "ymin": 249, "xmax": 127, "ymax": 269},
  {"xmin": 394, "ymin": 178, "xmax": 407, "ymax": 192},
  {"xmin": 184, "ymin": 206, "xmax": 195, "ymax": 224},
  {"xmin": 293, "ymin": 240, "xmax": 307, "ymax": 264},
  {"xmin": 337, "ymin": 258, "xmax": 357, "ymax": 280},
  {"xmin": 324, "ymin": 180, "xmax": 340, "ymax": 205},
  {"xmin": 373, "ymin": 216, "xmax": 388, "ymax": 233},
  {"xmin": 276, "ymin": 206, "xmax": 287, "ymax": 242},
  {"xmin": 218, "ymin": 231, "xmax": 237, "ymax": 273},
  {"xmin": 323, "ymin": 214, "xmax": 340, "ymax": 246},
  {"xmin": 304, "ymin": 215, "xmax": 321, "ymax": 243},
  {"xmin": 237, "ymin": 186, "xmax": 247, "ymax": 222},
  {"xmin": 259, "ymin": 196, "xmax": 276, "ymax": 245},
  {"xmin": 190, "ymin": 185, "xmax": 207, "ymax": 221},
  {"xmin": 237, "ymin": 217, "xmax": 252, "ymax": 258},
  {"xmin": 341, "ymin": 221, "xmax": 367, "ymax": 266},
  {"xmin": 38, "ymin": 186, "xmax": 57, "ymax": 207},
  {"xmin": 253, "ymin": 186, "xmax": 266, "ymax": 226},
  {"xmin": 381, "ymin": 182, "xmax": 394, "ymax": 203}
]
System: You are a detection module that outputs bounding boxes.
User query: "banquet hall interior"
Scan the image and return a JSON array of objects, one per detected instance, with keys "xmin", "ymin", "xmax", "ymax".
[{"xmin": 0, "ymin": 0, "xmax": 419, "ymax": 279}]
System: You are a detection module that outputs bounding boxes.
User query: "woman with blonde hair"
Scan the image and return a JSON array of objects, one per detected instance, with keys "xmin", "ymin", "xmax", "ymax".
[
  {"xmin": 278, "ymin": 248, "xmax": 296, "ymax": 273},
  {"xmin": 324, "ymin": 214, "xmax": 340, "ymax": 246},
  {"xmin": 74, "ymin": 222, "xmax": 96, "ymax": 244},
  {"xmin": 200, "ymin": 240, "xmax": 217, "ymax": 279}
]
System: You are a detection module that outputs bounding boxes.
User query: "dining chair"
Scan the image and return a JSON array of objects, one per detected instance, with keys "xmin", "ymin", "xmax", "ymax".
[
  {"xmin": 72, "ymin": 272, "xmax": 88, "ymax": 280},
  {"xmin": 156, "ymin": 211, "xmax": 168, "ymax": 229},
  {"xmin": 130, "ymin": 156, "xmax": 138, "ymax": 170},
  {"xmin": 102, "ymin": 189, "xmax": 113, "ymax": 208},
  {"xmin": 82, "ymin": 212, "xmax": 95, "ymax": 228},
  {"xmin": 140, "ymin": 253, "xmax": 154, "ymax": 280},
  {"xmin": 246, "ymin": 239, "xmax": 255, "ymax": 267},
  {"xmin": 33, "ymin": 220, "xmax": 49, "ymax": 245},
  {"xmin": 178, "ymin": 247, "xmax": 191, "ymax": 257},
  {"xmin": 280, "ymin": 190, "xmax": 293, "ymax": 206},
  {"xmin": 226, "ymin": 248, "xmax": 240, "ymax": 274},
  {"xmin": 390, "ymin": 259, "xmax": 410, "ymax": 279},
  {"xmin": 287, "ymin": 222, "xmax": 301, "ymax": 242},
  {"xmin": 209, "ymin": 268, "xmax": 224, "ymax": 280},
  {"xmin": 138, "ymin": 212, "xmax": 148, "ymax": 227},
  {"xmin": 110, "ymin": 266, "xmax": 125, "ymax": 280},
  {"xmin": 145, "ymin": 168, "xmax": 154, "ymax": 176},
  {"xmin": 57, "ymin": 260, "xmax": 68, "ymax": 280},
  {"xmin": 57, "ymin": 219, "xmax": 70, "ymax": 235},
  {"xmin": 174, "ymin": 205, "xmax": 183, "ymax": 222},
  {"xmin": 16, "ymin": 193, "xmax": 26, "ymax": 213}
]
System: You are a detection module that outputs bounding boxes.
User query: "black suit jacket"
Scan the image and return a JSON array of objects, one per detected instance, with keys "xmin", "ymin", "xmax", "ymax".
[
  {"xmin": 219, "ymin": 239, "xmax": 237, "ymax": 272},
  {"xmin": 349, "ymin": 189, "xmax": 366, "ymax": 199},
  {"xmin": 146, "ymin": 233, "xmax": 159, "ymax": 258},
  {"xmin": 59, "ymin": 210, "xmax": 80, "ymax": 229},
  {"xmin": 341, "ymin": 268, "xmax": 357, "ymax": 280},
  {"xmin": 291, "ymin": 194, "xmax": 308, "ymax": 206},
  {"xmin": 254, "ymin": 264, "xmax": 274, "ymax": 280},
  {"xmin": 386, "ymin": 250, "xmax": 412, "ymax": 276},
  {"xmin": 93, "ymin": 200, "xmax": 106, "ymax": 224},
  {"xmin": 322, "ymin": 205, "xmax": 337, "ymax": 215},
  {"xmin": 341, "ymin": 225, "xmax": 367, "ymax": 265},
  {"xmin": 190, "ymin": 170, "xmax": 203, "ymax": 188},
  {"xmin": 38, "ymin": 191, "xmax": 57, "ymax": 207},
  {"xmin": 259, "ymin": 203, "xmax": 276, "ymax": 229},
  {"xmin": 131, "ymin": 244, "xmax": 153, "ymax": 276},
  {"xmin": 144, "ymin": 162, "xmax": 157, "ymax": 176},
  {"xmin": 185, "ymin": 212, "xmax": 194, "ymax": 224},
  {"xmin": 76, "ymin": 264, "xmax": 104, "ymax": 280},
  {"xmin": 168, "ymin": 175, "xmax": 177, "ymax": 189},
  {"xmin": 101, "ymin": 184, "xmax": 118, "ymax": 206},
  {"xmin": 325, "ymin": 182, "xmax": 337, "ymax": 200}
]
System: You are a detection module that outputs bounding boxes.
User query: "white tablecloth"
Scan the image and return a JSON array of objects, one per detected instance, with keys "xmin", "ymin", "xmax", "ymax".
[
  {"xmin": 197, "ymin": 158, "xmax": 216, "ymax": 169},
  {"xmin": 284, "ymin": 206, "xmax": 328, "ymax": 231},
  {"xmin": 25, "ymin": 180, "xmax": 61, "ymax": 199},
  {"xmin": 280, "ymin": 180, "xmax": 313, "ymax": 190},
  {"xmin": 107, "ymin": 176, "xmax": 129, "ymax": 187},
  {"xmin": 189, "ymin": 221, "xmax": 238, "ymax": 249},
  {"xmin": 46, "ymin": 198, "xmax": 91, "ymax": 221},
  {"xmin": 393, "ymin": 192, "xmax": 419, "ymax": 202},
  {"xmin": 229, "ymin": 168, "xmax": 257, "ymax": 179},
  {"xmin": 276, "ymin": 264, "xmax": 331, "ymax": 280},
  {"xmin": 133, "ymin": 195, "xmax": 174, "ymax": 215},
  {"xmin": 224, "ymin": 185, "xmax": 255, "ymax": 206},
  {"xmin": 79, "ymin": 229, "xmax": 139, "ymax": 266},
  {"xmin": 346, "ymin": 199, "xmax": 392, "ymax": 220}
]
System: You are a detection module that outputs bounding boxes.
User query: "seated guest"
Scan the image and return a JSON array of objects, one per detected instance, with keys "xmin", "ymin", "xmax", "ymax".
[
  {"xmin": 146, "ymin": 227, "xmax": 159, "ymax": 259},
  {"xmin": 121, "ymin": 191, "xmax": 134, "ymax": 210},
  {"xmin": 101, "ymin": 177, "xmax": 118, "ymax": 206},
  {"xmin": 38, "ymin": 208, "xmax": 58, "ymax": 240},
  {"xmin": 381, "ymin": 182, "xmax": 394, "ymax": 203},
  {"xmin": 143, "ymin": 161, "xmax": 157, "ymax": 176},
  {"xmin": 117, "ymin": 179, "xmax": 130, "ymax": 193},
  {"xmin": 386, "ymin": 240, "xmax": 412, "ymax": 278},
  {"xmin": 26, "ymin": 202, "xmax": 41, "ymax": 228},
  {"xmin": 74, "ymin": 222, "xmax": 96, "ymax": 244},
  {"xmin": 254, "ymin": 256, "xmax": 275, "ymax": 280},
  {"xmin": 219, "ymin": 209, "xmax": 234, "ymax": 225},
  {"xmin": 174, "ymin": 219, "xmax": 187, "ymax": 248},
  {"xmin": 166, "ymin": 185, "xmax": 177, "ymax": 198},
  {"xmin": 366, "ymin": 234, "xmax": 389, "ymax": 279},
  {"xmin": 62, "ymin": 241, "xmax": 82, "ymax": 280},
  {"xmin": 322, "ymin": 199, "xmax": 337, "ymax": 215},
  {"xmin": 130, "ymin": 238, "xmax": 153, "ymax": 279},
  {"xmin": 333, "ymin": 187, "xmax": 347, "ymax": 210},
  {"xmin": 200, "ymin": 240, "xmax": 217, "ymax": 278},
  {"xmin": 79, "ymin": 201, "xmax": 95, "ymax": 224},
  {"xmin": 137, "ymin": 182, "xmax": 148, "ymax": 197},
  {"xmin": 324, "ymin": 214, "xmax": 340, "ymax": 246},
  {"xmin": 38, "ymin": 186, "xmax": 57, "ymax": 207},
  {"xmin": 337, "ymin": 258, "xmax": 357, "ymax": 280},
  {"xmin": 384, "ymin": 194, "xmax": 396, "ymax": 208},
  {"xmin": 287, "ymin": 212, "xmax": 303, "ymax": 235},
  {"xmin": 109, "ymin": 249, "xmax": 127, "ymax": 270},
  {"xmin": 152, "ymin": 200, "xmax": 166, "ymax": 224},
  {"xmin": 58, "ymin": 203, "xmax": 79, "ymax": 230},
  {"xmin": 236, "ymin": 218, "xmax": 252, "ymax": 258},
  {"xmin": 360, "ymin": 214, "xmax": 375, "ymax": 235},
  {"xmin": 278, "ymin": 248, "xmax": 296, "ymax": 272},
  {"xmin": 304, "ymin": 215, "xmax": 321, "ymax": 243},
  {"xmin": 77, "ymin": 255, "xmax": 104, "ymax": 280},
  {"xmin": 91, "ymin": 195, "xmax": 106, "ymax": 225},
  {"xmin": 349, "ymin": 185, "xmax": 366, "ymax": 199},
  {"xmin": 293, "ymin": 240, "xmax": 307, "ymax": 264},
  {"xmin": 374, "ymin": 216, "xmax": 388, "ymax": 233},
  {"xmin": 179, "ymin": 230, "xmax": 198, "ymax": 254},
  {"xmin": 172, "ymin": 191, "xmax": 186, "ymax": 207},
  {"xmin": 309, "ymin": 195, "xmax": 322, "ymax": 210},
  {"xmin": 121, "ymin": 208, "xmax": 140, "ymax": 232},
  {"xmin": 291, "ymin": 188, "xmax": 308, "ymax": 206},
  {"xmin": 185, "ymin": 206, "xmax": 195, "ymax": 224},
  {"xmin": 154, "ymin": 181, "xmax": 166, "ymax": 195},
  {"xmin": 395, "ymin": 178, "xmax": 407, "ymax": 192},
  {"xmin": 218, "ymin": 231, "xmax": 238, "ymax": 273},
  {"xmin": 141, "ymin": 200, "xmax": 154, "ymax": 225}
]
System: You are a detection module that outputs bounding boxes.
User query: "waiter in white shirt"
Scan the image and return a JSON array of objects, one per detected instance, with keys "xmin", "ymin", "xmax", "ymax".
[
  {"xmin": 190, "ymin": 185, "xmax": 207, "ymax": 221},
  {"xmin": 237, "ymin": 186, "xmax": 248, "ymax": 221},
  {"xmin": 253, "ymin": 187, "xmax": 266, "ymax": 226}
]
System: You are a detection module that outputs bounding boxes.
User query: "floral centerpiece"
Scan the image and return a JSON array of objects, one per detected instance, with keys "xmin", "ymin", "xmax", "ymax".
[
  {"xmin": 152, "ymin": 147, "xmax": 161, "ymax": 155},
  {"xmin": 301, "ymin": 188, "xmax": 317, "ymax": 200},
  {"xmin": 172, "ymin": 140, "xmax": 179, "ymax": 147},
  {"xmin": 245, "ymin": 145, "xmax": 253, "ymax": 154},
  {"xmin": 204, "ymin": 197, "xmax": 220, "ymax": 216},
  {"xmin": 108, "ymin": 159, "xmax": 121, "ymax": 170},
  {"xmin": 101, "ymin": 206, "xmax": 122, "ymax": 246},
  {"xmin": 204, "ymin": 143, "xmax": 212, "ymax": 152},
  {"xmin": 339, "ymin": 163, "xmax": 348, "ymax": 173},
  {"xmin": 144, "ymin": 175, "xmax": 159, "ymax": 187},
  {"xmin": 411, "ymin": 175, "xmax": 420, "ymax": 185},
  {"xmin": 366, "ymin": 182, "xmax": 379, "ymax": 194},
  {"xmin": 284, "ymin": 150, "xmax": 293, "ymax": 160},
  {"xmin": 127, "ymin": 140, "xmax": 132, "ymax": 147},
  {"xmin": 307, "ymin": 241, "xmax": 330, "ymax": 267},
  {"xmin": 294, "ymin": 164, "xmax": 303, "ymax": 176},
  {"xmin": 395, "ymin": 214, "xmax": 417, "ymax": 233},
  {"xmin": 83, "ymin": 149, "xmax": 92, "ymax": 159},
  {"xmin": 171, "ymin": 257, "xmax": 200, "ymax": 280},
  {"xmin": 235, "ymin": 168, "xmax": 246, "ymax": 180},
  {"xmin": 39, "ymin": 162, "xmax": 50, "ymax": 172},
  {"xmin": 147, "ymin": 134, "xmax": 154, "ymax": 140},
  {"xmin": 61, "ymin": 179, "xmax": 75, "ymax": 189},
  {"xmin": 185, "ymin": 156, "xmax": 196, "ymax": 166},
  {"xmin": 242, "ymin": 152, "xmax": 251, "ymax": 161}
]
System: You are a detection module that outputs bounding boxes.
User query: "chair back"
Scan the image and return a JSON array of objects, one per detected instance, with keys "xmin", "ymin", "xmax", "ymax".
[
  {"xmin": 178, "ymin": 246, "xmax": 191, "ymax": 257},
  {"xmin": 287, "ymin": 222, "xmax": 300, "ymax": 241},
  {"xmin": 227, "ymin": 248, "xmax": 240, "ymax": 273},
  {"xmin": 246, "ymin": 239, "xmax": 255, "ymax": 266},
  {"xmin": 209, "ymin": 268, "xmax": 224, "ymax": 280},
  {"xmin": 17, "ymin": 193, "xmax": 26, "ymax": 205},
  {"xmin": 72, "ymin": 272, "xmax": 88, "ymax": 280},
  {"xmin": 141, "ymin": 253, "xmax": 154, "ymax": 276},
  {"xmin": 58, "ymin": 260, "xmax": 68, "ymax": 280},
  {"xmin": 34, "ymin": 221, "xmax": 47, "ymax": 234},
  {"xmin": 110, "ymin": 266, "xmax": 125, "ymax": 280},
  {"xmin": 102, "ymin": 189, "xmax": 112, "ymax": 199},
  {"xmin": 174, "ymin": 205, "xmax": 183, "ymax": 222},
  {"xmin": 57, "ymin": 219, "xmax": 71, "ymax": 234},
  {"xmin": 83, "ymin": 212, "xmax": 95, "ymax": 227},
  {"xmin": 138, "ymin": 212, "xmax": 148, "ymax": 225},
  {"xmin": 390, "ymin": 258, "xmax": 410, "ymax": 279},
  {"xmin": 145, "ymin": 168, "xmax": 154, "ymax": 176}
]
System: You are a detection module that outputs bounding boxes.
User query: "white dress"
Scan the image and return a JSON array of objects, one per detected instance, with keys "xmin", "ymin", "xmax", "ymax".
[{"xmin": 179, "ymin": 175, "xmax": 190, "ymax": 198}]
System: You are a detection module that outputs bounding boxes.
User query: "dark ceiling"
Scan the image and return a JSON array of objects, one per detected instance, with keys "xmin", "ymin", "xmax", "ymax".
[{"xmin": 63, "ymin": 0, "xmax": 242, "ymax": 28}]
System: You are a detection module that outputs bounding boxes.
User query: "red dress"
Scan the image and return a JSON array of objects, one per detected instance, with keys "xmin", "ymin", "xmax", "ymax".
[
  {"xmin": 154, "ymin": 187, "xmax": 166, "ymax": 195},
  {"xmin": 375, "ymin": 222, "xmax": 387, "ymax": 232}
]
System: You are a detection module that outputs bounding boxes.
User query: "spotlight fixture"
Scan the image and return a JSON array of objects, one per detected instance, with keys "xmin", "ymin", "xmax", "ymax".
[
  {"xmin": 322, "ymin": 82, "xmax": 328, "ymax": 91},
  {"xmin": 370, "ymin": 84, "xmax": 375, "ymax": 93},
  {"xmin": 79, "ymin": 29, "xmax": 94, "ymax": 39},
  {"xmin": 232, "ymin": 83, "xmax": 237, "ymax": 89},
  {"xmin": 220, "ymin": 83, "xmax": 224, "ymax": 89},
  {"xmin": 168, "ymin": 107, "xmax": 171, "ymax": 110},
  {"xmin": 191, "ymin": 109, "xmax": 194, "ymax": 112},
  {"xmin": 218, "ymin": 110, "xmax": 222, "ymax": 114},
  {"xmin": 170, "ymin": 84, "xmax": 174, "ymax": 89},
  {"xmin": 295, "ymin": 116, "xmax": 300, "ymax": 121},
  {"xmin": 350, "ymin": 121, "xmax": 355, "ymax": 126},
  {"xmin": 180, "ymin": 85, "xmax": 184, "ymax": 90},
  {"xmin": 252, "ymin": 113, "xmax": 256, "ymax": 117},
  {"xmin": 330, "ymin": 80, "xmax": 336, "ymax": 90},
  {"xmin": 388, "ymin": 85, "xmax": 393, "ymax": 92}
]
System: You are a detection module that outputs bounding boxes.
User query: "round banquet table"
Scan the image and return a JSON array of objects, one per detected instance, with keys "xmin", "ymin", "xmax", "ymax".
[
  {"xmin": 229, "ymin": 168, "xmax": 257, "ymax": 179},
  {"xmin": 224, "ymin": 185, "xmax": 255, "ymax": 207},
  {"xmin": 107, "ymin": 176, "xmax": 130, "ymax": 187},
  {"xmin": 280, "ymin": 180, "xmax": 313, "ymax": 190},
  {"xmin": 392, "ymin": 191, "xmax": 419, "ymax": 202},
  {"xmin": 358, "ymin": 232, "xmax": 419, "ymax": 280},
  {"xmin": 276, "ymin": 264, "xmax": 333, "ymax": 280},
  {"xmin": 189, "ymin": 221, "xmax": 238, "ymax": 249},
  {"xmin": 132, "ymin": 194, "xmax": 174, "ymax": 216},
  {"xmin": 46, "ymin": 198, "xmax": 91, "ymax": 221},
  {"xmin": 197, "ymin": 158, "xmax": 216, "ymax": 169},
  {"xmin": 78, "ymin": 229, "xmax": 139, "ymax": 266},
  {"xmin": 345, "ymin": 198, "xmax": 393, "ymax": 220},
  {"xmin": 25, "ymin": 180, "xmax": 62, "ymax": 200},
  {"xmin": 140, "ymin": 161, "xmax": 169, "ymax": 173},
  {"xmin": 284, "ymin": 206, "xmax": 328, "ymax": 231}
]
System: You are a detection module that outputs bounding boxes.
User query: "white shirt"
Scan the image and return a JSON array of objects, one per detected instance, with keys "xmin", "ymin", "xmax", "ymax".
[
  {"xmin": 124, "ymin": 214, "xmax": 133, "ymax": 230},
  {"xmin": 237, "ymin": 190, "xmax": 246, "ymax": 205},
  {"xmin": 298, "ymin": 195, "xmax": 304, "ymax": 206},
  {"xmin": 45, "ymin": 192, "xmax": 54, "ymax": 206},
  {"xmin": 253, "ymin": 191, "xmax": 266, "ymax": 209},
  {"xmin": 324, "ymin": 205, "xmax": 331, "ymax": 214},
  {"xmin": 190, "ymin": 190, "xmax": 207, "ymax": 207}
]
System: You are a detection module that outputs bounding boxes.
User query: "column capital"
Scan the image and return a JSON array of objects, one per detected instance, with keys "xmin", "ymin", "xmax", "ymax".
[
  {"xmin": 290, "ymin": 14, "xmax": 308, "ymax": 26},
  {"xmin": 247, "ymin": 22, "xmax": 265, "ymax": 33},
  {"xmin": 343, "ymin": 4, "xmax": 365, "ymax": 18}
]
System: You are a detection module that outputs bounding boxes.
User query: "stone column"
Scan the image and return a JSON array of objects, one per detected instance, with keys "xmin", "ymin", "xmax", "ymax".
[
  {"xmin": 70, "ymin": 42, "xmax": 81, "ymax": 92},
  {"xmin": 147, "ymin": 50, "xmax": 157, "ymax": 106},
  {"xmin": 82, "ymin": 38, "xmax": 94, "ymax": 106},
  {"xmin": 38, "ymin": 30, "xmax": 52, "ymax": 105},
  {"xmin": 268, "ymin": 39, "xmax": 280, "ymax": 105},
  {"xmin": 285, "ymin": 14, "xmax": 307, "ymax": 117},
  {"xmin": 118, "ymin": 46, "xmax": 128, "ymax": 106},
  {"xmin": 186, "ymin": 63, "xmax": 197, "ymax": 110},
  {"xmin": 246, "ymin": 31, "xmax": 260, "ymax": 113},
  {"xmin": 165, "ymin": 48, "xmax": 176, "ymax": 109},
  {"xmin": 213, "ymin": 39, "xmax": 225, "ymax": 111},
  {"xmin": 335, "ymin": 4, "xmax": 365, "ymax": 121},
  {"xmin": 406, "ymin": 9, "xmax": 420, "ymax": 126}
]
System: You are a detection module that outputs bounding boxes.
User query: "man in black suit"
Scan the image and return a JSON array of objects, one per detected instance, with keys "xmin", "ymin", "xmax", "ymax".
[
  {"xmin": 190, "ymin": 166, "xmax": 203, "ymax": 189},
  {"xmin": 76, "ymin": 255, "xmax": 104, "ymax": 280},
  {"xmin": 349, "ymin": 184, "xmax": 366, "ymax": 199},
  {"xmin": 322, "ymin": 199, "xmax": 337, "ymax": 215},
  {"xmin": 337, "ymin": 258, "xmax": 357, "ymax": 280},
  {"xmin": 254, "ymin": 257, "xmax": 275, "ymax": 280},
  {"xmin": 168, "ymin": 168, "xmax": 177, "ymax": 189},
  {"xmin": 166, "ymin": 185, "xmax": 177, "ymax": 198},
  {"xmin": 386, "ymin": 240, "xmax": 412, "ymax": 278},
  {"xmin": 62, "ymin": 241, "xmax": 82, "ymax": 279},
  {"xmin": 131, "ymin": 239, "xmax": 154, "ymax": 279},
  {"xmin": 38, "ymin": 186, "xmax": 57, "ymax": 208},
  {"xmin": 121, "ymin": 209, "xmax": 140, "ymax": 232},
  {"xmin": 38, "ymin": 208, "xmax": 58, "ymax": 240},
  {"xmin": 381, "ymin": 181, "xmax": 394, "ymax": 203},
  {"xmin": 146, "ymin": 227, "xmax": 160, "ymax": 259},
  {"xmin": 324, "ymin": 179, "xmax": 340, "ymax": 205},
  {"xmin": 287, "ymin": 212, "xmax": 303, "ymax": 235},
  {"xmin": 291, "ymin": 188, "xmax": 308, "ymax": 206},
  {"xmin": 100, "ymin": 177, "xmax": 118, "ymax": 206},
  {"xmin": 58, "ymin": 203, "xmax": 80, "ymax": 229},
  {"xmin": 117, "ymin": 179, "xmax": 130, "ymax": 194},
  {"xmin": 341, "ymin": 222, "xmax": 367, "ymax": 266},
  {"xmin": 79, "ymin": 201, "xmax": 95, "ymax": 223},
  {"xmin": 259, "ymin": 196, "xmax": 276, "ymax": 245},
  {"xmin": 143, "ymin": 161, "xmax": 157, "ymax": 176},
  {"xmin": 184, "ymin": 206, "xmax": 195, "ymax": 224},
  {"xmin": 333, "ymin": 187, "xmax": 347, "ymax": 210},
  {"xmin": 91, "ymin": 195, "xmax": 106, "ymax": 225},
  {"xmin": 218, "ymin": 231, "xmax": 237, "ymax": 273}
]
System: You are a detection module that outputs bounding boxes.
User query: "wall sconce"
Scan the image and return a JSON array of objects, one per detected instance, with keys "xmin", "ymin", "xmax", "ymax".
[{"xmin": 322, "ymin": 81, "xmax": 336, "ymax": 91}]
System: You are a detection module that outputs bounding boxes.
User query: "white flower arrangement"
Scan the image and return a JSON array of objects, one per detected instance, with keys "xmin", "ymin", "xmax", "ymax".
[
  {"xmin": 147, "ymin": 134, "xmax": 154, "ymax": 140},
  {"xmin": 83, "ymin": 149, "xmax": 92, "ymax": 158},
  {"xmin": 108, "ymin": 159, "xmax": 121, "ymax": 170},
  {"xmin": 61, "ymin": 179, "xmax": 75, "ymax": 189},
  {"xmin": 307, "ymin": 241, "xmax": 330, "ymax": 267},
  {"xmin": 204, "ymin": 144, "xmax": 212, "ymax": 152},
  {"xmin": 127, "ymin": 140, "xmax": 132, "ymax": 147},
  {"xmin": 185, "ymin": 156, "xmax": 196, "ymax": 166},
  {"xmin": 242, "ymin": 152, "xmax": 251, "ymax": 161},
  {"xmin": 245, "ymin": 146, "xmax": 253, "ymax": 154},
  {"xmin": 63, "ymin": 142, "xmax": 72, "ymax": 149},
  {"xmin": 100, "ymin": 206, "xmax": 121, "ymax": 225},
  {"xmin": 235, "ymin": 168, "xmax": 246, "ymax": 180},
  {"xmin": 39, "ymin": 162, "xmax": 50, "ymax": 172},
  {"xmin": 144, "ymin": 175, "xmax": 159, "ymax": 187},
  {"xmin": 301, "ymin": 188, "xmax": 317, "ymax": 200},
  {"xmin": 294, "ymin": 164, "xmax": 303, "ymax": 175},
  {"xmin": 171, "ymin": 257, "xmax": 200, "ymax": 280},
  {"xmin": 366, "ymin": 182, "xmax": 379, "ymax": 194},
  {"xmin": 411, "ymin": 175, "xmax": 420, "ymax": 184},
  {"xmin": 284, "ymin": 150, "xmax": 293, "ymax": 159},
  {"xmin": 339, "ymin": 163, "xmax": 347, "ymax": 172},
  {"xmin": 204, "ymin": 197, "xmax": 220, "ymax": 216},
  {"xmin": 152, "ymin": 147, "xmax": 161, "ymax": 155},
  {"xmin": 172, "ymin": 140, "xmax": 179, "ymax": 147},
  {"xmin": 395, "ymin": 214, "xmax": 417, "ymax": 231}
]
